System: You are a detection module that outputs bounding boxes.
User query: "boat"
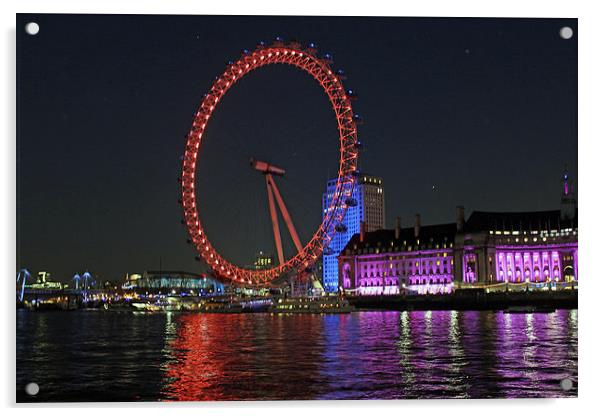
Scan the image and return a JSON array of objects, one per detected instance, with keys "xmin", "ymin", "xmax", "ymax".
[
  {"xmin": 105, "ymin": 301, "xmax": 134, "ymax": 311},
  {"xmin": 504, "ymin": 305, "xmax": 556, "ymax": 314},
  {"xmin": 269, "ymin": 296, "xmax": 354, "ymax": 314},
  {"xmin": 198, "ymin": 299, "xmax": 244, "ymax": 313},
  {"xmin": 131, "ymin": 302, "xmax": 163, "ymax": 312}
]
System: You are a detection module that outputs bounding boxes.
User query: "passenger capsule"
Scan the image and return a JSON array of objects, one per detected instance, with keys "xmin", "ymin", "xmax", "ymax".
[
  {"xmin": 335, "ymin": 223, "xmax": 348, "ymax": 232},
  {"xmin": 345, "ymin": 197, "xmax": 358, "ymax": 207}
]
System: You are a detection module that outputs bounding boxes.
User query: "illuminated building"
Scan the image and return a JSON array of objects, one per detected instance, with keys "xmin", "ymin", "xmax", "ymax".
[
  {"xmin": 339, "ymin": 216, "xmax": 455, "ymax": 295},
  {"xmin": 253, "ymin": 251, "xmax": 275, "ymax": 270},
  {"xmin": 322, "ymin": 174, "xmax": 385, "ymax": 292},
  {"xmin": 123, "ymin": 270, "xmax": 224, "ymax": 294},
  {"xmin": 339, "ymin": 172, "xmax": 577, "ymax": 295},
  {"xmin": 25, "ymin": 271, "xmax": 62, "ymax": 290}
]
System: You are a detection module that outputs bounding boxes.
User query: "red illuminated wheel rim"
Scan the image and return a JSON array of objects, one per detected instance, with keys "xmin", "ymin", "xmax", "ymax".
[{"xmin": 181, "ymin": 40, "xmax": 359, "ymax": 286}]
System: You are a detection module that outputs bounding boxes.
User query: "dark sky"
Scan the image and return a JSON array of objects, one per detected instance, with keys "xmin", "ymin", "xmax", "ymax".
[{"xmin": 16, "ymin": 14, "xmax": 577, "ymax": 283}]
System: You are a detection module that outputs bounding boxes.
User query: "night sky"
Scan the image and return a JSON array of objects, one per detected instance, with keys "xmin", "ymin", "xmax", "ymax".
[{"xmin": 16, "ymin": 14, "xmax": 577, "ymax": 283}]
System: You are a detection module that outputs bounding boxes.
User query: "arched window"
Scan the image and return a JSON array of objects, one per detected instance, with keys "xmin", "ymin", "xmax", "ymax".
[{"xmin": 563, "ymin": 266, "xmax": 574, "ymax": 282}]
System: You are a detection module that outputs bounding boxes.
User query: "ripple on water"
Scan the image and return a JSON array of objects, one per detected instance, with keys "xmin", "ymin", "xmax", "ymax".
[{"xmin": 16, "ymin": 309, "xmax": 577, "ymax": 402}]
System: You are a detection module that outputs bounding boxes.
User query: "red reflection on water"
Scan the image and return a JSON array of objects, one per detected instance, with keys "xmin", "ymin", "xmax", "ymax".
[
  {"xmin": 161, "ymin": 314, "xmax": 229, "ymax": 401},
  {"xmin": 161, "ymin": 313, "xmax": 326, "ymax": 401}
]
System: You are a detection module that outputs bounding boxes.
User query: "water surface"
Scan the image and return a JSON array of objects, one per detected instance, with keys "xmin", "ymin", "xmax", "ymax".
[{"xmin": 16, "ymin": 309, "xmax": 578, "ymax": 401}]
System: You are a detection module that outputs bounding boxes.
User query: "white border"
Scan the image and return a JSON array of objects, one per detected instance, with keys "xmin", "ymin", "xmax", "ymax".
[{"xmin": 3, "ymin": 1, "xmax": 601, "ymax": 415}]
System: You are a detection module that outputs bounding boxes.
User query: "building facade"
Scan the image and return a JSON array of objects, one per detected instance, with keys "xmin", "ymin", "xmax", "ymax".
[
  {"xmin": 252, "ymin": 251, "xmax": 275, "ymax": 270},
  {"xmin": 123, "ymin": 270, "xmax": 224, "ymax": 294},
  {"xmin": 322, "ymin": 174, "xmax": 385, "ymax": 292},
  {"xmin": 25, "ymin": 271, "xmax": 63, "ymax": 290},
  {"xmin": 339, "ymin": 216, "xmax": 456, "ymax": 295},
  {"xmin": 455, "ymin": 209, "xmax": 577, "ymax": 286},
  {"xmin": 338, "ymin": 175, "xmax": 577, "ymax": 295}
]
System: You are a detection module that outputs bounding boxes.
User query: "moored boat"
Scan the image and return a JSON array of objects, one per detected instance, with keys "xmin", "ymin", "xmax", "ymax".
[
  {"xmin": 198, "ymin": 300, "xmax": 244, "ymax": 313},
  {"xmin": 269, "ymin": 296, "xmax": 354, "ymax": 314},
  {"xmin": 504, "ymin": 305, "xmax": 556, "ymax": 314}
]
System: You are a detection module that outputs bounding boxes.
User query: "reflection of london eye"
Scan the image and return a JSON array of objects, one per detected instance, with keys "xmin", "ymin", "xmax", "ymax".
[{"xmin": 180, "ymin": 39, "xmax": 360, "ymax": 286}]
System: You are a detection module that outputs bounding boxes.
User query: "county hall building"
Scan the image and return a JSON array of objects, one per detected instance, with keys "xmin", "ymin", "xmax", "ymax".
[{"xmin": 338, "ymin": 173, "xmax": 578, "ymax": 295}]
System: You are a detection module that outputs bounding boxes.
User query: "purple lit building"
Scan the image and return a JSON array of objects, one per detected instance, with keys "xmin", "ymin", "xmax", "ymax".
[{"xmin": 338, "ymin": 173, "xmax": 577, "ymax": 295}]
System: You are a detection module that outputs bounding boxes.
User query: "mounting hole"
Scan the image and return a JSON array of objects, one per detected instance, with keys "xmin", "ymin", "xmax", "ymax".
[
  {"xmin": 560, "ymin": 378, "xmax": 573, "ymax": 391},
  {"xmin": 25, "ymin": 22, "xmax": 40, "ymax": 36},
  {"xmin": 25, "ymin": 382, "xmax": 39, "ymax": 396},
  {"xmin": 559, "ymin": 26, "xmax": 573, "ymax": 40}
]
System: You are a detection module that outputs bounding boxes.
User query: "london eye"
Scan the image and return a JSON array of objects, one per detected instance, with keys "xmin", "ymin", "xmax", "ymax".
[{"xmin": 180, "ymin": 39, "xmax": 360, "ymax": 286}]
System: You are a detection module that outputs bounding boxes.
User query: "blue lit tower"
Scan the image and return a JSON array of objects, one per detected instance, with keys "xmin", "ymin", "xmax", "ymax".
[{"xmin": 322, "ymin": 174, "xmax": 385, "ymax": 292}]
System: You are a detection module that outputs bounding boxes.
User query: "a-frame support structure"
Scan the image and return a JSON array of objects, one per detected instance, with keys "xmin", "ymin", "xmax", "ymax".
[{"xmin": 251, "ymin": 158, "xmax": 303, "ymax": 265}]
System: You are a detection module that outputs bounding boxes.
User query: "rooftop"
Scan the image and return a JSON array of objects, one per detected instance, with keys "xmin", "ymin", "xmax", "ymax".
[
  {"xmin": 340, "ymin": 208, "xmax": 578, "ymax": 254},
  {"xmin": 465, "ymin": 209, "xmax": 577, "ymax": 232},
  {"xmin": 342, "ymin": 222, "xmax": 456, "ymax": 253}
]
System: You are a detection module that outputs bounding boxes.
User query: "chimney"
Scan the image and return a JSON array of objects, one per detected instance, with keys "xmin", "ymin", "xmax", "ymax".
[
  {"xmin": 456, "ymin": 205, "xmax": 465, "ymax": 232},
  {"xmin": 414, "ymin": 214, "xmax": 421, "ymax": 238},
  {"xmin": 360, "ymin": 221, "xmax": 366, "ymax": 243},
  {"xmin": 395, "ymin": 216, "xmax": 401, "ymax": 240}
]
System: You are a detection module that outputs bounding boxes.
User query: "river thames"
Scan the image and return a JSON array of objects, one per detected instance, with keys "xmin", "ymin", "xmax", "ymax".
[{"xmin": 16, "ymin": 309, "xmax": 577, "ymax": 402}]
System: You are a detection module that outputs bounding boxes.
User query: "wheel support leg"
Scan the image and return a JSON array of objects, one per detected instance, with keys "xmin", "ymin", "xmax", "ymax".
[{"xmin": 266, "ymin": 174, "xmax": 285, "ymax": 265}]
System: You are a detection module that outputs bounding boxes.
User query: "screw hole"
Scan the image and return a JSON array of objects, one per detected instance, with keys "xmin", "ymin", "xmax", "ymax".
[
  {"xmin": 25, "ymin": 382, "xmax": 39, "ymax": 396},
  {"xmin": 560, "ymin": 378, "xmax": 573, "ymax": 391},
  {"xmin": 25, "ymin": 22, "xmax": 40, "ymax": 36},
  {"xmin": 559, "ymin": 26, "xmax": 573, "ymax": 40}
]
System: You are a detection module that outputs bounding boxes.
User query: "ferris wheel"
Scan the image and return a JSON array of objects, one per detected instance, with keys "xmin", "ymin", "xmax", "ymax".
[{"xmin": 180, "ymin": 38, "xmax": 360, "ymax": 286}]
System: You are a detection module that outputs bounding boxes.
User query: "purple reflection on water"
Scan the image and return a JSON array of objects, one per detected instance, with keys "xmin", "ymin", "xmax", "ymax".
[
  {"xmin": 493, "ymin": 310, "xmax": 578, "ymax": 398},
  {"xmin": 314, "ymin": 310, "xmax": 577, "ymax": 400}
]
